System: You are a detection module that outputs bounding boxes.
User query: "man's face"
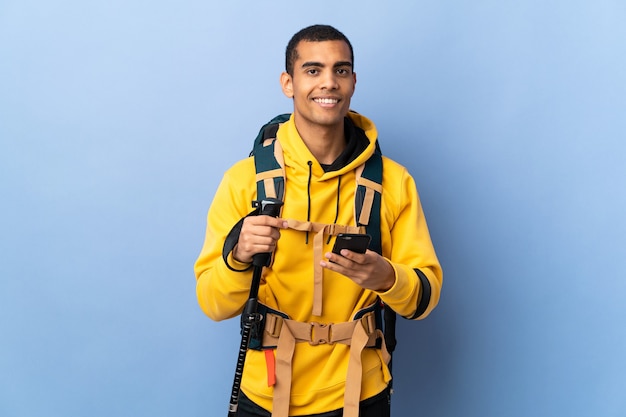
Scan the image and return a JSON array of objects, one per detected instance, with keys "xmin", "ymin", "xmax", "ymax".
[{"xmin": 281, "ymin": 40, "xmax": 356, "ymax": 131}]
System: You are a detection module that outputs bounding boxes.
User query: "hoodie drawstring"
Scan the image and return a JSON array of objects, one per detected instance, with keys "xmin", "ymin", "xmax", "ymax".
[
  {"xmin": 327, "ymin": 176, "xmax": 342, "ymax": 244},
  {"xmin": 305, "ymin": 161, "xmax": 343, "ymax": 245},
  {"xmin": 305, "ymin": 161, "xmax": 313, "ymax": 244}
]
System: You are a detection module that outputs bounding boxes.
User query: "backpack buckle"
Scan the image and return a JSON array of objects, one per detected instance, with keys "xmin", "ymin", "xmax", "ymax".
[
  {"xmin": 310, "ymin": 322, "xmax": 332, "ymax": 345},
  {"xmin": 265, "ymin": 313, "xmax": 284, "ymax": 338}
]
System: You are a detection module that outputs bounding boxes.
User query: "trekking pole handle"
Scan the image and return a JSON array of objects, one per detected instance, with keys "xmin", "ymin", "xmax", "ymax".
[
  {"xmin": 251, "ymin": 198, "xmax": 283, "ymax": 268},
  {"xmin": 255, "ymin": 197, "xmax": 284, "ymax": 217}
]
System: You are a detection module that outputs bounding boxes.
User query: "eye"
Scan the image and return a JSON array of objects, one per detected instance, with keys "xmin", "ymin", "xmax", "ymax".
[
  {"xmin": 336, "ymin": 68, "xmax": 351, "ymax": 76},
  {"xmin": 307, "ymin": 68, "xmax": 319, "ymax": 75}
]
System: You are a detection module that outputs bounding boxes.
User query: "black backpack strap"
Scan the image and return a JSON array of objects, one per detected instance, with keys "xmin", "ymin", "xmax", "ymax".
[
  {"xmin": 354, "ymin": 143, "xmax": 399, "ymax": 383},
  {"xmin": 353, "ymin": 142, "xmax": 397, "ymax": 360},
  {"xmin": 251, "ymin": 114, "xmax": 291, "ymax": 201},
  {"xmin": 355, "ymin": 142, "xmax": 383, "ymax": 254},
  {"xmin": 250, "ymin": 113, "xmax": 291, "ymax": 153}
]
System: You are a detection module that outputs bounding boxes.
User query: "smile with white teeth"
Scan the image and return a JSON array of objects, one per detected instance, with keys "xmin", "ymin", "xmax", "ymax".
[{"xmin": 314, "ymin": 98, "xmax": 339, "ymax": 104}]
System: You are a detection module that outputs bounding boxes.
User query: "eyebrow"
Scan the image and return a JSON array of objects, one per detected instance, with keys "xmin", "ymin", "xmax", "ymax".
[{"xmin": 301, "ymin": 61, "xmax": 353, "ymax": 69}]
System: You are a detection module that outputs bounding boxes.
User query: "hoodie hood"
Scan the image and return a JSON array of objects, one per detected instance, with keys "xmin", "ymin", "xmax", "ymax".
[{"xmin": 276, "ymin": 111, "xmax": 378, "ymax": 181}]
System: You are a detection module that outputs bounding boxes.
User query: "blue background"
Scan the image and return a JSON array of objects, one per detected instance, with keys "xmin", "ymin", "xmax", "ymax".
[{"xmin": 1, "ymin": 1, "xmax": 625, "ymax": 416}]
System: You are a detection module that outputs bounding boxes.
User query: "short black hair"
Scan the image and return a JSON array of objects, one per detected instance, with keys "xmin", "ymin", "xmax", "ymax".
[{"xmin": 285, "ymin": 24, "xmax": 354, "ymax": 76}]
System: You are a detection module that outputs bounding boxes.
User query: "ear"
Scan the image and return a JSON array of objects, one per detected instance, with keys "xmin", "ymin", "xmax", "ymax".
[{"xmin": 280, "ymin": 72, "xmax": 294, "ymax": 98}]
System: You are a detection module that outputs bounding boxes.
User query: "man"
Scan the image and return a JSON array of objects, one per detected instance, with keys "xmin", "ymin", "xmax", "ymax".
[{"xmin": 195, "ymin": 25, "xmax": 442, "ymax": 417}]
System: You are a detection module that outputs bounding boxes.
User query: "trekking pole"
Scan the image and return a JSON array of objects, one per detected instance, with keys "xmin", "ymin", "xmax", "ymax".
[{"xmin": 228, "ymin": 198, "xmax": 283, "ymax": 417}]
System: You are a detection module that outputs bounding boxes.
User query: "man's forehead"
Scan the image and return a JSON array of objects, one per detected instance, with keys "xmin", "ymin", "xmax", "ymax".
[{"xmin": 294, "ymin": 40, "xmax": 352, "ymax": 64}]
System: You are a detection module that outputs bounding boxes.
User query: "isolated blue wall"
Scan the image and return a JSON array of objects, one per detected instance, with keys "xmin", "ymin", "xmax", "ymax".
[{"xmin": 1, "ymin": 1, "xmax": 625, "ymax": 416}]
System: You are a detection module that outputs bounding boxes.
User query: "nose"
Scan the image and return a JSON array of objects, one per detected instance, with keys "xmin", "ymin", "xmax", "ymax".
[{"xmin": 320, "ymin": 70, "xmax": 339, "ymax": 90}]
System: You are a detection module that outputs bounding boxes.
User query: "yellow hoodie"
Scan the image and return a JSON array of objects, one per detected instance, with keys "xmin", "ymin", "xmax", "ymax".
[{"xmin": 195, "ymin": 112, "xmax": 442, "ymax": 415}]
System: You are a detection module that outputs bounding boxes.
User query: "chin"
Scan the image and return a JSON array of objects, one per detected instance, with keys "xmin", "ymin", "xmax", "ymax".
[{"xmin": 317, "ymin": 111, "xmax": 349, "ymax": 124}]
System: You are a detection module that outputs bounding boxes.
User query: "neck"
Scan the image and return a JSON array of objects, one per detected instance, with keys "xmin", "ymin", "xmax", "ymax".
[{"xmin": 294, "ymin": 115, "xmax": 346, "ymax": 165}]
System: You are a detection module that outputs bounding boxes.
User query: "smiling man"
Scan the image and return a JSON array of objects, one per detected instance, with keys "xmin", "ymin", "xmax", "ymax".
[
  {"xmin": 195, "ymin": 25, "xmax": 443, "ymax": 417},
  {"xmin": 280, "ymin": 38, "xmax": 356, "ymax": 165}
]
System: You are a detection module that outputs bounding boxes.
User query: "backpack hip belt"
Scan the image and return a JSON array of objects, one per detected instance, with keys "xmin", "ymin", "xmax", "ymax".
[{"xmin": 253, "ymin": 303, "xmax": 392, "ymax": 417}]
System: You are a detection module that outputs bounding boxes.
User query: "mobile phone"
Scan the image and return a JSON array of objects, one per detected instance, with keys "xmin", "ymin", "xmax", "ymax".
[{"xmin": 332, "ymin": 233, "xmax": 371, "ymax": 255}]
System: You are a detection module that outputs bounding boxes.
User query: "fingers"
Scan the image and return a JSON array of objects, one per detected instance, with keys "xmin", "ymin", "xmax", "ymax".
[
  {"xmin": 321, "ymin": 250, "xmax": 395, "ymax": 292},
  {"xmin": 321, "ymin": 250, "xmax": 369, "ymax": 277},
  {"xmin": 325, "ymin": 249, "xmax": 367, "ymax": 267},
  {"xmin": 248, "ymin": 216, "xmax": 288, "ymax": 229},
  {"xmin": 233, "ymin": 216, "xmax": 288, "ymax": 263}
]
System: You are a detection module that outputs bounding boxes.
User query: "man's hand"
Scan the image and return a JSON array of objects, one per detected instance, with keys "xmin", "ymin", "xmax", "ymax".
[
  {"xmin": 321, "ymin": 250, "xmax": 395, "ymax": 292},
  {"xmin": 232, "ymin": 216, "xmax": 288, "ymax": 264}
]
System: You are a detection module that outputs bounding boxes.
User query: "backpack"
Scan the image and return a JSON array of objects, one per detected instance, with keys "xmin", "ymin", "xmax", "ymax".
[{"xmin": 249, "ymin": 113, "xmax": 397, "ymax": 356}]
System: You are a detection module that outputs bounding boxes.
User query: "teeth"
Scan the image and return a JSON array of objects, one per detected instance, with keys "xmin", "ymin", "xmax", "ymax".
[{"xmin": 315, "ymin": 98, "xmax": 338, "ymax": 104}]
